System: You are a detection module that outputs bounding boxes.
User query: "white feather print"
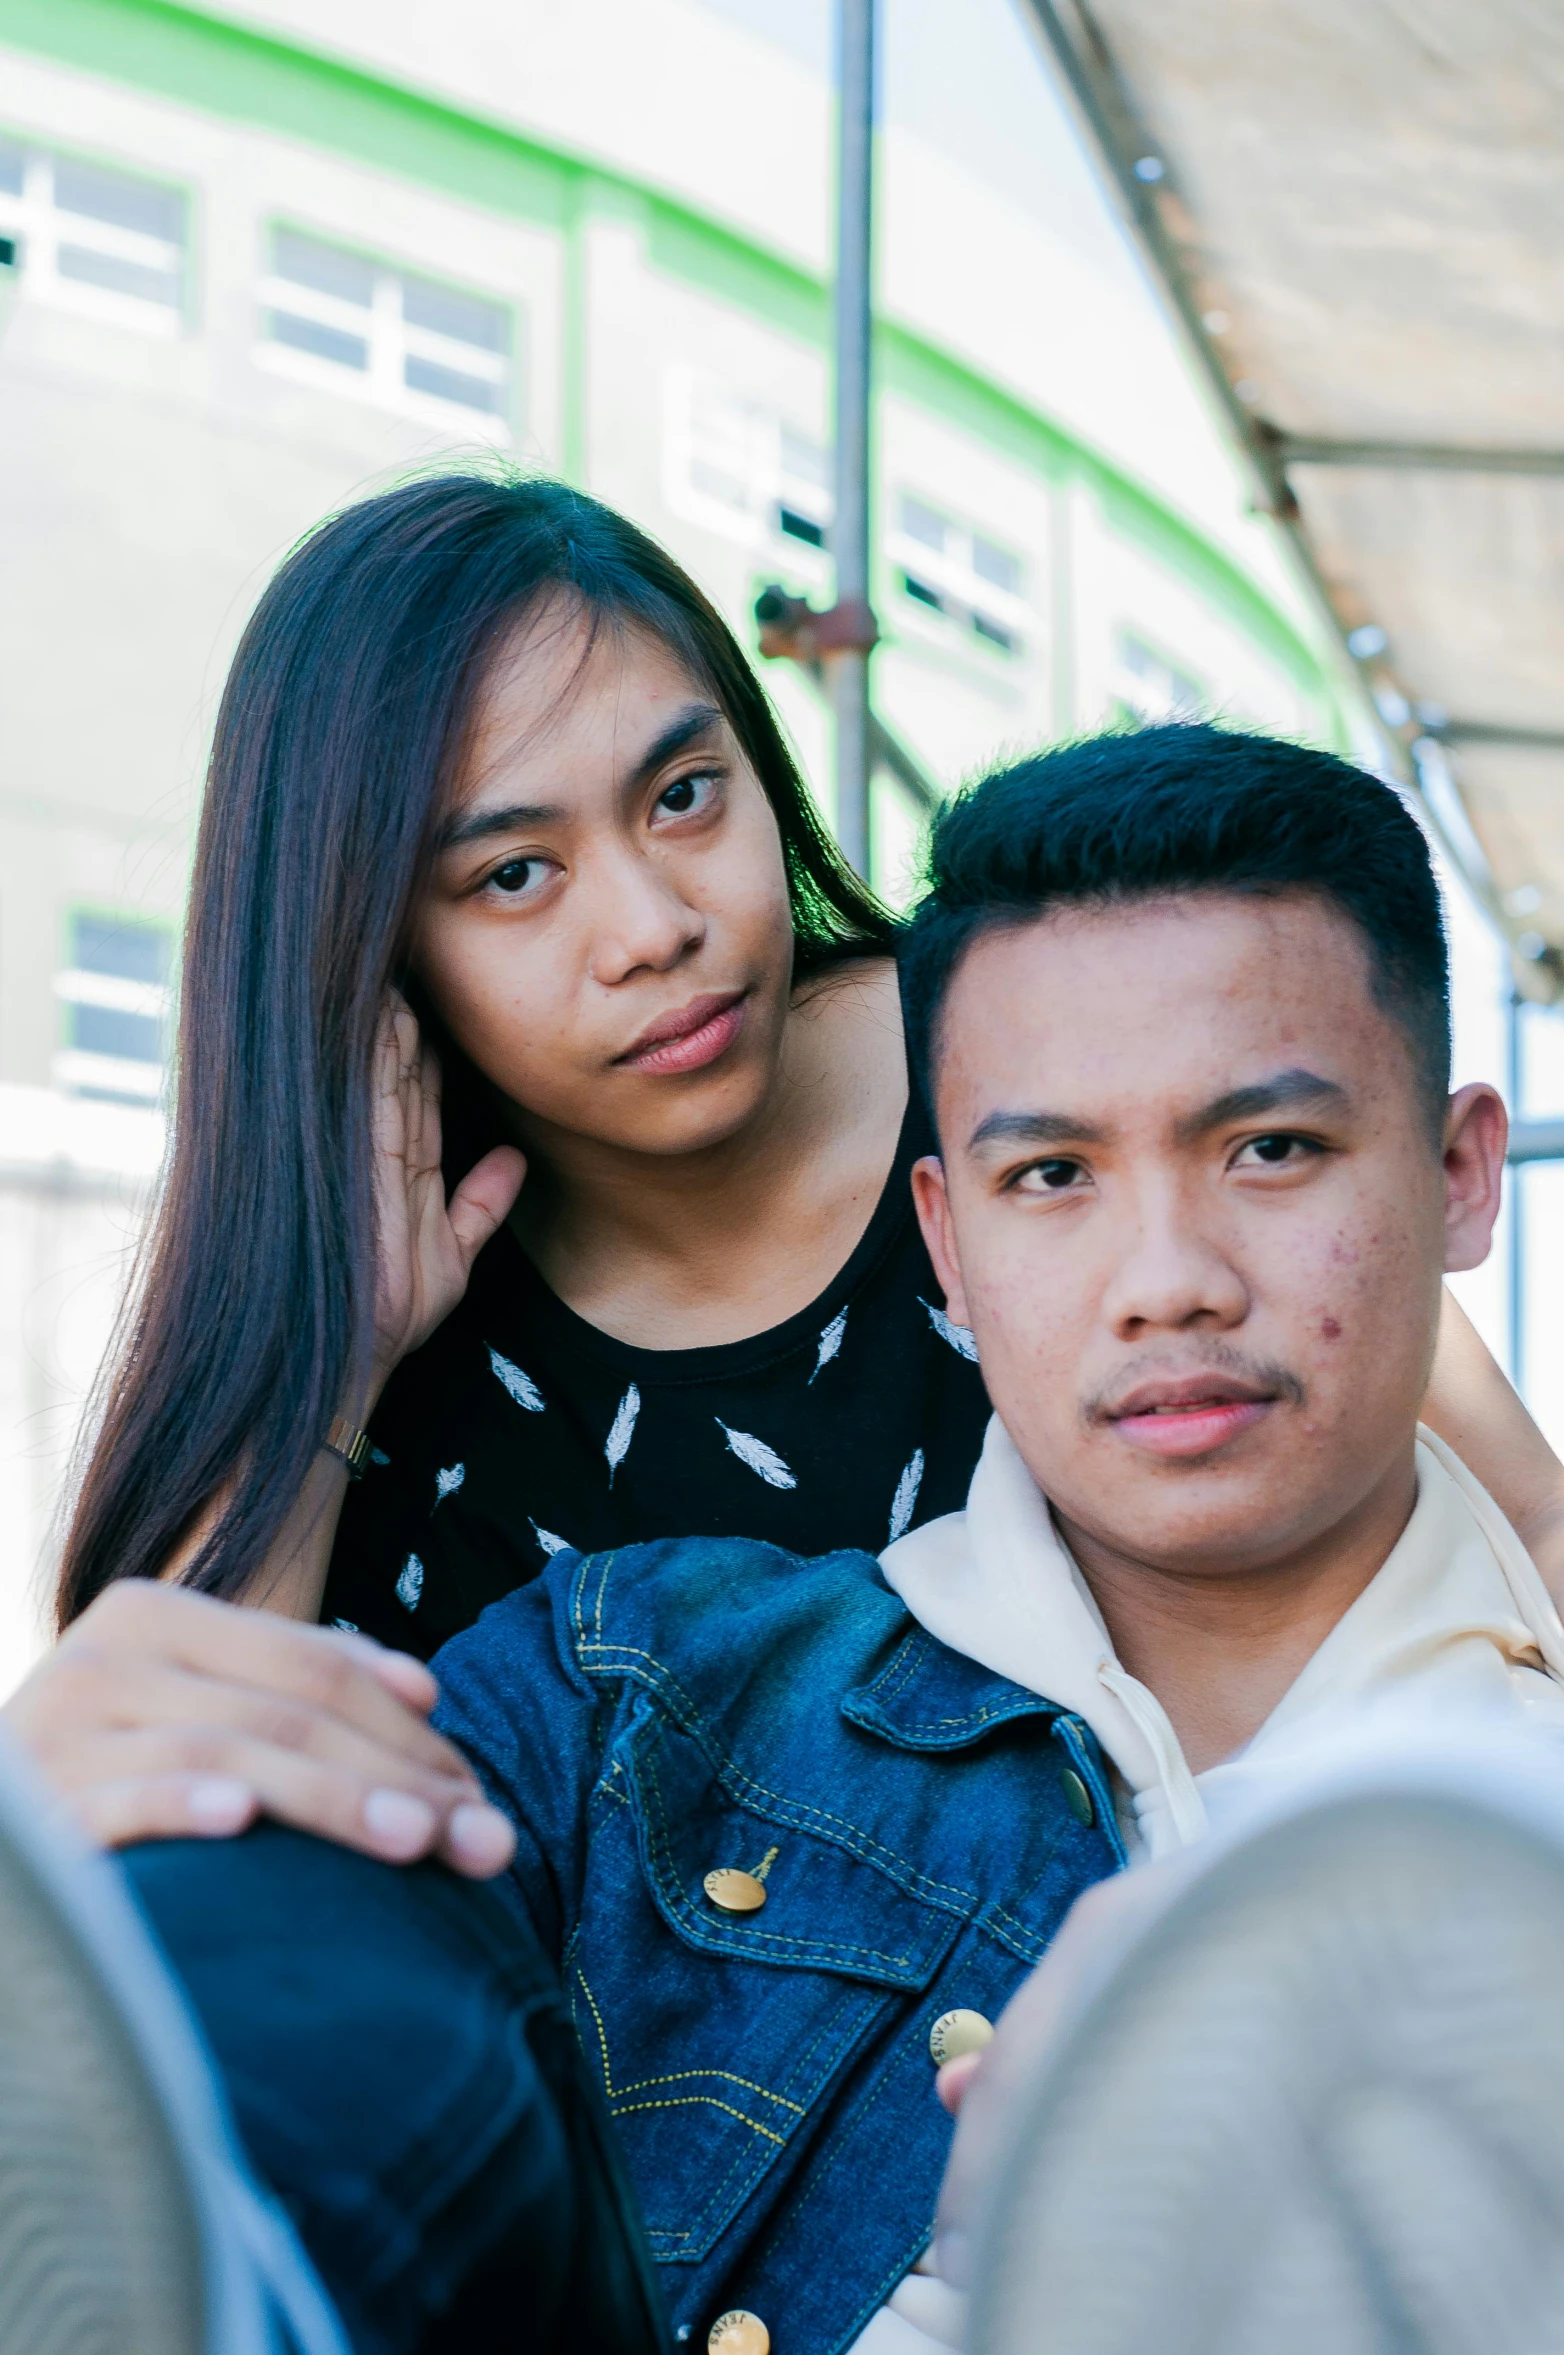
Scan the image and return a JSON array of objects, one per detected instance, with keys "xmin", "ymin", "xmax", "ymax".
[
  {"xmin": 396, "ymin": 1555, "xmax": 424, "ymax": 1611},
  {"xmin": 433, "ymin": 1462, "xmax": 465, "ymax": 1509},
  {"xmin": 887, "ymin": 1449, "xmax": 925, "ymax": 1544},
  {"xmin": 488, "ymin": 1346, "xmax": 545, "ymax": 1412},
  {"xmin": 530, "ymin": 1518, "xmax": 573, "ymax": 1559},
  {"xmin": 368, "ymin": 1447, "xmax": 390, "ymax": 1467},
  {"xmin": 331, "ymin": 1617, "xmax": 360, "ymax": 1633},
  {"xmin": 605, "ymin": 1385, "xmax": 640, "ymax": 1485},
  {"xmin": 809, "ymin": 1306, "xmax": 848, "ymax": 1384},
  {"xmin": 921, "ymin": 1298, "xmax": 979, "ymax": 1362},
  {"xmin": 716, "ymin": 1419, "xmax": 797, "ymax": 1490}
]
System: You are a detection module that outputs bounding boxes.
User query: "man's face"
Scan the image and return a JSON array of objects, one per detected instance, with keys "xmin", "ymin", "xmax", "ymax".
[{"xmin": 913, "ymin": 891, "xmax": 1506, "ymax": 1580}]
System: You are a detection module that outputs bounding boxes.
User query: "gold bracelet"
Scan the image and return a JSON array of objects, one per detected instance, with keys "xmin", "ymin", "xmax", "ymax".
[{"xmin": 323, "ymin": 1416, "xmax": 372, "ymax": 1480}]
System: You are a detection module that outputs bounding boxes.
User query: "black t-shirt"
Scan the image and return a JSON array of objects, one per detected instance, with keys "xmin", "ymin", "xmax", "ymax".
[{"xmin": 324, "ymin": 1101, "xmax": 992, "ymax": 1659}]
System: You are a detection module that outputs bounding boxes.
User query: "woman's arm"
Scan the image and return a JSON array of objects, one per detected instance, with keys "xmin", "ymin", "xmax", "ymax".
[{"xmin": 1423, "ymin": 1287, "xmax": 1564, "ymax": 1605}]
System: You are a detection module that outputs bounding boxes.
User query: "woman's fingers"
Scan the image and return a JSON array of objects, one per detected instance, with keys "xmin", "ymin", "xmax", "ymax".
[
  {"xmin": 5, "ymin": 1583, "xmax": 517, "ymax": 1874},
  {"xmin": 73, "ymin": 1584, "xmax": 456, "ymax": 1772},
  {"xmin": 40, "ymin": 1721, "xmax": 494, "ymax": 1865},
  {"xmin": 64, "ymin": 1771, "xmax": 261, "ymax": 1851},
  {"xmin": 447, "ymin": 1145, "xmax": 528, "ymax": 1269}
]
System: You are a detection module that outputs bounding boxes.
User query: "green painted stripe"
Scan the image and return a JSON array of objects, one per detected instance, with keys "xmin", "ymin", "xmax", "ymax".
[{"xmin": 0, "ymin": 0, "xmax": 1327, "ymax": 695}]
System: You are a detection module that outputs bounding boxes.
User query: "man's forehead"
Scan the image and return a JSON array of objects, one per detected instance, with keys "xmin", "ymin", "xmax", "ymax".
[{"xmin": 935, "ymin": 892, "xmax": 1390, "ymax": 1119}]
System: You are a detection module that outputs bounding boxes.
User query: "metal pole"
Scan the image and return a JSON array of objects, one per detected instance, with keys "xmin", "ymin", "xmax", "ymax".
[
  {"xmin": 830, "ymin": 0, "xmax": 875, "ymax": 879},
  {"xmin": 1508, "ymin": 991, "xmax": 1526, "ymax": 1388}
]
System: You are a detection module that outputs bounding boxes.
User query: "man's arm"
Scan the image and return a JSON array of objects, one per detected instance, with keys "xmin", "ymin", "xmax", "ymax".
[{"xmin": 1424, "ymin": 1286, "xmax": 1564, "ymax": 1603}]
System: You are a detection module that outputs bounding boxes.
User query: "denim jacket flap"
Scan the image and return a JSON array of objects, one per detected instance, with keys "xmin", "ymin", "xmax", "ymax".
[
  {"xmin": 617, "ymin": 1699, "xmax": 963, "ymax": 1991},
  {"xmin": 840, "ymin": 1624, "xmax": 1059, "ymax": 1752}
]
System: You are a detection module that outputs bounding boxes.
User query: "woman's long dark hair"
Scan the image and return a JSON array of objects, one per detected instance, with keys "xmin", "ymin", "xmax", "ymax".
[{"xmin": 59, "ymin": 471, "xmax": 894, "ymax": 1623}]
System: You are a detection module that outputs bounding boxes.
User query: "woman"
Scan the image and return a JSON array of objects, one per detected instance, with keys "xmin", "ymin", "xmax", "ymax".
[
  {"xmin": 28, "ymin": 467, "xmax": 1564, "ymax": 1861},
  {"xmin": 60, "ymin": 470, "xmax": 988, "ymax": 1657}
]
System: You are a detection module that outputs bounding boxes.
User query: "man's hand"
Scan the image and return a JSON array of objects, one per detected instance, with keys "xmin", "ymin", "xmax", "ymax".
[{"xmin": 4, "ymin": 1582, "xmax": 515, "ymax": 1876}]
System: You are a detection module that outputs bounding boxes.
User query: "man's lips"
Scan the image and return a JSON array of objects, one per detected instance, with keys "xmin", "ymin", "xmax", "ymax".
[
  {"xmin": 616, "ymin": 992, "xmax": 747, "ymax": 1076},
  {"xmin": 1103, "ymin": 1375, "xmax": 1279, "ymax": 1461}
]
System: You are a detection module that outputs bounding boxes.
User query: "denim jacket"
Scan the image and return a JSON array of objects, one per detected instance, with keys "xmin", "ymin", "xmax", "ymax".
[{"xmin": 432, "ymin": 1538, "xmax": 1125, "ymax": 2355}]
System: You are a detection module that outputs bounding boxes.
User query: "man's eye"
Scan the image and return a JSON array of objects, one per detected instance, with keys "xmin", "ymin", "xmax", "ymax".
[
  {"xmin": 1014, "ymin": 1156, "xmax": 1086, "ymax": 1193},
  {"xmin": 1234, "ymin": 1133, "xmax": 1318, "ymax": 1167},
  {"xmin": 656, "ymin": 771, "xmax": 717, "ymax": 818}
]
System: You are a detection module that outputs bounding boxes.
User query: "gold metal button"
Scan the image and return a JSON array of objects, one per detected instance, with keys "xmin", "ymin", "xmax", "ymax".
[
  {"xmin": 708, "ymin": 2311, "xmax": 769, "ymax": 2355},
  {"xmin": 1060, "ymin": 1767, "xmax": 1095, "ymax": 1827},
  {"xmin": 704, "ymin": 1868, "xmax": 768, "ymax": 1914},
  {"xmin": 929, "ymin": 2008, "xmax": 995, "ymax": 2066}
]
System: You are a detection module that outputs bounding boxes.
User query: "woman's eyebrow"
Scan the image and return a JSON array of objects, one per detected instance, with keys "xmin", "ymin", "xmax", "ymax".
[
  {"xmin": 435, "ymin": 799, "xmax": 566, "ymax": 853},
  {"xmin": 629, "ymin": 701, "xmax": 724, "ymax": 782},
  {"xmin": 435, "ymin": 704, "xmax": 725, "ymax": 853}
]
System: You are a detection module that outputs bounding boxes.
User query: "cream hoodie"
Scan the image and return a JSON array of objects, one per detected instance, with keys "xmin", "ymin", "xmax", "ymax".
[{"xmin": 852, "ymin": 1416, "xmax": 1564, "ymax": 2355}]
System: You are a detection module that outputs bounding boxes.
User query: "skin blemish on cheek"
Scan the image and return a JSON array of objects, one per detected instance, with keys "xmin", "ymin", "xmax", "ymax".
[{"xmin": 1321, "ymin": 1316, "xmax": 1342, "ymax": 1341}]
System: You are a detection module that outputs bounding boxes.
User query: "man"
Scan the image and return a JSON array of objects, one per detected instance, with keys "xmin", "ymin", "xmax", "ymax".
[{"xmin": 8, "ymin": 723, "xmax": 1562, "ymax": 2355}]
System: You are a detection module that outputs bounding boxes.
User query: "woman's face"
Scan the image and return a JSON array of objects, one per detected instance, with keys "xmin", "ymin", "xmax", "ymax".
[{"xmin": 411, "ymin": 600, "xmax": 798, "ymax": 1159}]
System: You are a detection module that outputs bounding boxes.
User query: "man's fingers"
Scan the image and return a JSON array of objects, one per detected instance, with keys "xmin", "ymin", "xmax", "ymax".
[
  {"xmin": 448, "ymin": 1145, "xmax": 528, "ymax": 1268},
  {"xmin": 935, "ymin": 2051, "xmax": 985, "ymax": 2117}
]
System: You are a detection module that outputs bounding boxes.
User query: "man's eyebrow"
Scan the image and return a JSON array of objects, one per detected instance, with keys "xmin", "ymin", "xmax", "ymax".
[
  {"xmin": 1176, "ymin": 1067, "xmax": 1347, "ymax": 1141},
  {"xmin": 433, "ymin": 702, "xmax": 724, "ymax": 855},
  {"xmin": 968, "ymin": 1109, "xmax": 1109, "ymax": 1152}
]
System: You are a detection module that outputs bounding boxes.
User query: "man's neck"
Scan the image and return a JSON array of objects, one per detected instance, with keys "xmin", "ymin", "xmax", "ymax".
[{"xmin": 1057, "ymin": 1450, "xmax": 1420, "ymax": 1774}]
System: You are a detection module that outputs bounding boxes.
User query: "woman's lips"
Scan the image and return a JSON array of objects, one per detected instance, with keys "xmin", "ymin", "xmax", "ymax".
[
  {"xmin": 1110, "ymin": 1398, "xmax": 1272, "ymax": 1459},
  {"xmin": 617, "ymin": 993, "xmax": 747, "ymax": 1076}
]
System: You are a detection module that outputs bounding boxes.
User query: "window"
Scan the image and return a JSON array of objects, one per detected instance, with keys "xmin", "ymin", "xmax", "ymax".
[
  {"xmin": 889, "ymin": 494, "xmax": 1027, "ymax": 657},
  {"xmin": 259, "ymin": 227, "xmax": 513, "ymax": 429},
  {"xmin": 1114, "ymin": 631, "xmax": 1205, "ymax": 723},
  {"xmin": 0, "ymin": 137, "xmax": 187, "ymax": 333},
  {"xmin": 668, "ymin": 371, "xmax": 832, "ymax": 552},
  {"xmin": 54, "ymin": 913, "xmax": 175, "ymax": 1104}
]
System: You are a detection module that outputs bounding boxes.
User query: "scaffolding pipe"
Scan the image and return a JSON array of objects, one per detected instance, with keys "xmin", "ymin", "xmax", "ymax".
[{"xmin": 830, "ymin": 0, "xmax": 876, "ymax": 879}]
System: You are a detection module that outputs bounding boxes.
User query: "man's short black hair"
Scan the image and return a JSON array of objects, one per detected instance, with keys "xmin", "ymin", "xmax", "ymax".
[{"xmin": 900, "ymin": 722, "xmax": 1451, "ymax": 1137}]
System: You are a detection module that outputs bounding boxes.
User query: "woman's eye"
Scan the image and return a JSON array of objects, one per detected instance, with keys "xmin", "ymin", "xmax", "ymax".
[
  {"xmin": 1234, "ymin": 1132, "xmax": 1318, "ymax": 1168},
  {"xmin": 655, "ymin": 770, "xmax": 717, "ymax": 819},
  {"xmin": 485, "ymin": 856, "xmax": 545, "ymax": 897},
  {"xmin": 1014, "ymin": 1156, "xmax": 1087, "ymax": 1194}
]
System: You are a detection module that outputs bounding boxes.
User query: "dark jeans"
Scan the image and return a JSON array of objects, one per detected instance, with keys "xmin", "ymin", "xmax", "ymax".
[{"xmin": 121, "ymin": 1826, "xmax": 668, "ymax": 2355}]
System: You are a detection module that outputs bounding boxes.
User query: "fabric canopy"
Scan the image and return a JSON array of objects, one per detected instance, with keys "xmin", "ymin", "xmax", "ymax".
[{"xmin": 1029, "ymin": 0, "xmax": 1564, "ymax": 996}]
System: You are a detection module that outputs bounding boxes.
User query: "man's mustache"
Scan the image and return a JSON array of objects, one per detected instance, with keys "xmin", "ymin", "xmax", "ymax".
[{"xmin": 1081, "ymin": 1342, "xmax": 1306, "ymax": 1427}]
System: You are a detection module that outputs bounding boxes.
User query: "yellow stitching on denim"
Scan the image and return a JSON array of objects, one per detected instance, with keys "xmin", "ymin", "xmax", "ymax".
[
  {"xmin": 608, "ymin": 2095, "xmax": 787, "ymax": 2145},
  {"xmin": 594, "ymin": 1553, "xmax": 613, "ymax": 1641},
  {"xmin": 612, "ymin": 2068, "xmax": 802, "ymax": 2111},
  {"xmin": 573, "ymin": 1961, "xmax": 803, "ymax": 2111},
  {"xmin": 572, "ymin": 1963, "xmax": 616, "ymax": 2098}
]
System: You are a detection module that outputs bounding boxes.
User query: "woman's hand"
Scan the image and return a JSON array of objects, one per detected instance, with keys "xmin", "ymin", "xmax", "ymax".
[
  {"xmin": 2, "ymin": 1582, "xmax": 516, "ymax": 1875},
  {"xmin": 368, "ymin": 993, "xmax": 527, "ymax": 1399}
]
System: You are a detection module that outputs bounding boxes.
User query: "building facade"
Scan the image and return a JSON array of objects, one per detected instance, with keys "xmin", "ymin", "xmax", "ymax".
[{"xmin": 0, "ymin": 0, "xmax": 1370, "ymax": 1677}]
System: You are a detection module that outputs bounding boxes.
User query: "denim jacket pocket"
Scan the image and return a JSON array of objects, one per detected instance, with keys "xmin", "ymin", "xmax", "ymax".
[{"xmin": 566, "ymin": 1703, "xmax": 965, "ymax": 2266}]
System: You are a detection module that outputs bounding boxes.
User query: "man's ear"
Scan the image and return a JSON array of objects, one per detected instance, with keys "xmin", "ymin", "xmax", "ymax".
[
  {"xmin": 911, "ymin": 1154, "xmax": 973, "ymax": 1328},
  {"xmin": 1442, "ymin": 1082, "xmax": 1508, "ymax": 1273}
]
